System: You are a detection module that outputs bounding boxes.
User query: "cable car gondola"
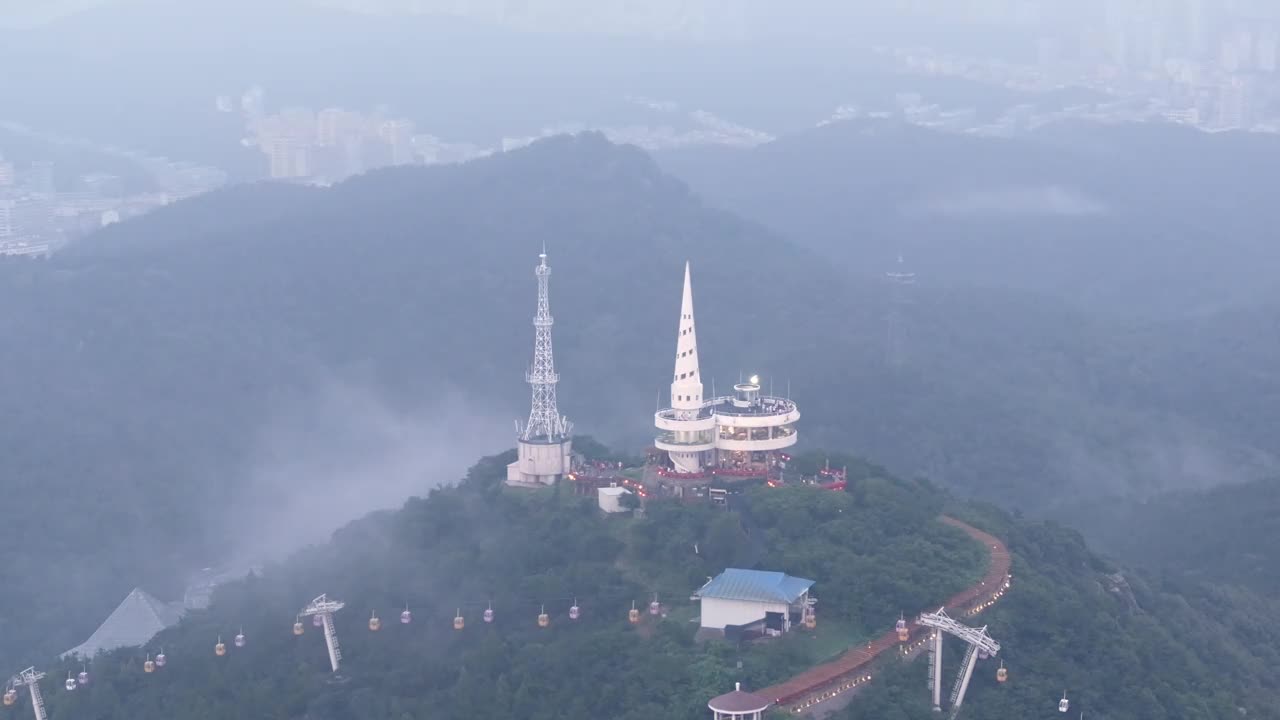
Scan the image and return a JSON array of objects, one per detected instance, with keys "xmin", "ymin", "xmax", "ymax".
[
  {"xmin": 235, "ymin": 628, "xmax": 246, "ymax": 648},
  {"xmin": 569, "ymin": 599, "xmax": 580, "ymax": 621},
  {"xmin": 64, "ymin": 672, "xmax": 76, "ymax": 692},
  {"xmin": 215, "ymin": 636, "xmax": 227, "ymax": 657},
  {"xmin": 155, "ymin": 649, "xmax": 167, "ymax": 667},
  {"xmin": 143, "ymin": 655, "xmax": 156, "ymax": 674},
  {"xmin": 483, "ymin": 603, "xmax": 494, "ymax": 623},
  {"xmin": 649, "ymin": 594, "xmax": 661, "ymax": 616},
  {"xmin": 997, "ymin": 660, "xmax": 1008, "ymax": 683},
  {"xmin": 293, "ymin": 615, "xmax": 305, "ymax": 636},
  {"xmin": 77, "ymin": 666, "xmax": 89, "ymax": 686},
  {"xmin": 2, "ymin": 687, "xmax": 16, "ymax": 706},
  {"xmin": 537, "ymin": 605, "xmax": 550, "ymax": 628},
  {"xmin": 629, "ymin": 601, "xmax": 641, "ymax": 624},
  {"xmin": 454, "ymin": 609, "xmax": 465, "ymax": 631},
  {"xmin": 369, "ymin": 611, "xmax": 381, "ymax": 632},
  {"xmin": 1059, "ymin": 692, "xmax": 1069, "ymax": 713},
  {"xmin": 896, "ymin": 613, "xmax": 909, "ymax": 642},
  {"xmin": 401, "ymin": 604, "xmax": 412, "ymax": 624}
]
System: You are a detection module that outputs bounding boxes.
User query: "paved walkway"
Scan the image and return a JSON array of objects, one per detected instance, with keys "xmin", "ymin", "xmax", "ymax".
[{"xmin": 755, "ymin": 516, "xmax": 1013, "ymax": 715}]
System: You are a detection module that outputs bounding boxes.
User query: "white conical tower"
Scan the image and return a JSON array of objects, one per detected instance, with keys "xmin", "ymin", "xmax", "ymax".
[{"xmin": 671, "ymin": 261, "xmax": 704, "ymax": 415}]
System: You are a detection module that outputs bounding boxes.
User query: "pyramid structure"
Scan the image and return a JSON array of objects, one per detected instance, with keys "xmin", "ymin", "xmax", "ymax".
[{"xmin": 62, "ymin": 588, "xmax": 185, "ymax": 659}]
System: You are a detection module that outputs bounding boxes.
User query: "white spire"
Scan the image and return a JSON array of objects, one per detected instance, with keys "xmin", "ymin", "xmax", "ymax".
[{"xmin": 671, "ymin": 261, "xmax": 703, "ymax": 412}]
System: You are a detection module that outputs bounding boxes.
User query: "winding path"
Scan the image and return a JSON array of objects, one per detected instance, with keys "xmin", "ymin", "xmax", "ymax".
[{"xmin": 756, "ymin": 516, "xmax": 1012, "ymax": 714}]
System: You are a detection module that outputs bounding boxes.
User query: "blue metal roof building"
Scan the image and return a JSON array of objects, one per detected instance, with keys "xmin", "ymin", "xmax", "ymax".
[
  {"xmin": 694, "ymin": 569, "xmax": 815, "ymax": 633},
  {"xmin": 695, "ymin": 569, "xmax": 815, "ymax": 604}
]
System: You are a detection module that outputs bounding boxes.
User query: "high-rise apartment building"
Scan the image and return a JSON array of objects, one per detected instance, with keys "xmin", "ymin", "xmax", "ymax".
[{"xmin": 378, "ymin": 119, "xmax": 416, "ymax": 166}]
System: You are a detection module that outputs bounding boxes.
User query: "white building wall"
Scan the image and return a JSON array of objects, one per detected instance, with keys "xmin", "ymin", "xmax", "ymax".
[
  {"xmin": 699, "ymin": 597, "xmax": 789, "ymax": 630},
  {"xmin": 598, "ymin": 487, "xmax": 631, "ymax": 513},
  {"xmin": 506, "ymin": 439, "xmax": 572, "ymax": 486}
]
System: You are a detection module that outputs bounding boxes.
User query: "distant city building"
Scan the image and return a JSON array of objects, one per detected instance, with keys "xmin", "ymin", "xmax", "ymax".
[
  {"xmin": 1258, "ymin": 27, "xmax": 1279, "ymax": 73},
  {"xmin": 1216, "ymin": 76, "xmax": 1250, "ymax": 129},
  {"xmin": 378, "ymin": 119, "xmax": 416, "ymax": 165},
  {"xmin": 26, "ymin": 160, "xmax": 54, "ymax": 196},
  {"xmin": 0, "ymin": 198, "xmax": 13, "ymax": 239}
]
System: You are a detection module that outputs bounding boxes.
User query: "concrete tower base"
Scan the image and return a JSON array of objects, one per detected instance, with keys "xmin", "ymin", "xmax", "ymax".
[{"xmin": 506, "ymin": 437, "xmax": 573, "ymax": 487}]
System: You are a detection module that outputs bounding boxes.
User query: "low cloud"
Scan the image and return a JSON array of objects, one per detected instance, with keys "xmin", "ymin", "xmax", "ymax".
[
  {"xmin": 222, "ymin": 379, "xmax": 509, "ymax": 567},
  {"xmin": 921, "ymin": 185, "xmax": 1107, "ymax": 216}
]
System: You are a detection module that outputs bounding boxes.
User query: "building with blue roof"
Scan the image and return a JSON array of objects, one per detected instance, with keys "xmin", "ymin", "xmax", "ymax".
[{"xmin": 693, "ymin": 568, "xmax": 815, "ymax": 635}]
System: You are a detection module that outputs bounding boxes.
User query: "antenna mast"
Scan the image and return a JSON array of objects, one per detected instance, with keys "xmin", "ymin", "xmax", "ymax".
[
  {"xmin": 885, "ymin": 253, "xmax": 917, "ymax": 368},
  {"xmin": 517, "ymin": 250, "xmax": 572, "ymax": 442}
]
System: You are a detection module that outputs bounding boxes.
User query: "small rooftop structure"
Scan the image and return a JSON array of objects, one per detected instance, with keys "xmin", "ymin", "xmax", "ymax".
[
  {"xmin": 597, "ymin": 484, "xmax": 633, "ymax": 514},
  {"xmin": 694, "ymin": 569, "xmax": 815, "ymax": 633},
  {"xmin": 708, "ymin": 682, "xmax": 771, "ymax": 719},
  {"xmin": 62, "ymin": 588, "xmax": 184, "ymax": 659}
]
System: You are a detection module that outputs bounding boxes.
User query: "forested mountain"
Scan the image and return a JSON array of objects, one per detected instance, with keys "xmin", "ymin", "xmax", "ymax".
[
  {"xmin": 19, "ymin": 450, "xmax": 1274, "ymax": 720},
  {"xmin": 1080, "ymin": 476, "xmax": 1280, "ymax": 593},
  {"xmin": 657, "ymin": 119, "xmax": 1280, "ymax": 319},
  {"xmin": 1, "ymin": 133, "xmax": 1277, "ymax": 672}
]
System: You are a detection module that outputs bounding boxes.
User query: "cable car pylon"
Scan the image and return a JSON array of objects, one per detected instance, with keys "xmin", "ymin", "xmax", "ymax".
[
  {"xmin": 6, "ymin": 667, "xmax": 48, "ymax": 720},
  {"xmin": 916, "ymin": 607, "xmax": 1000, "ymax": 714},
  {"xmin": 299, "ymin": 593, "xmax": 346, "ymax": 673}
]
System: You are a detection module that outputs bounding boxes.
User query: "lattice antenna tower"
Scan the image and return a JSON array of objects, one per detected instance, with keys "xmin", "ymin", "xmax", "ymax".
[
  {"xmin": 885, "ymin": 252, "xmax": 917, "ymax": 368},
  {"xmin": 517, "ymin": 248, "xmax": 572, "ymax": 442}
]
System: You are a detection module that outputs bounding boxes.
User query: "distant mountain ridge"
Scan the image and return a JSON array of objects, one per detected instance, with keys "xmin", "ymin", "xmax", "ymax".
[
  {"xmin": 658, "ymin": 118, "xmax": 1280, "ymax": 319},
  {"xmin": 2, "ymin": 133, "xmax": 1277, "ymax": 672}
]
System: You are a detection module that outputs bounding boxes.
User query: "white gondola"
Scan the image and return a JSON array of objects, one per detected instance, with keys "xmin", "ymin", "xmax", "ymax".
[
  {"xmin": 369, "ymin": 611, "xmax": 382, "ymax": 632},
  {"xmin": 649, "ymin": 594, "xmax": 660, "ymax": 616},
  {"xmin": 483, "ymin": 603, "xmax": 494, "ymax": 623},
  {"xmin": 155, "ymin": 649, "xmax": 167, "ymax": 667},
  {"xmin": 401, "ymin": 604, "xmax": 412, "ymax": 624},
  {"xmin": 1059, "ymin": 692, "xmax": 1070, "ymax": 713},
  {"xmin": 235, "ymin": 628, "xmax": 246, "ymax": 648},
  {"xmin": 569, "ymin": 599, "xmax": 580, "ymax": 621},
  {"xmin": 77, "ymin": 667, "xmax": 90, "ymax": 686},
  {"xmin": 64, "ymin": 673, "xmax": 76, "ymax": 692}
]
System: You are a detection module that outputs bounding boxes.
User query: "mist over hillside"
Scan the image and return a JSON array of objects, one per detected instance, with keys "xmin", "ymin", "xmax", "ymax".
[{"xmin": 3, "ymin": 133, "xmax": 1279, "ymax": 672}]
